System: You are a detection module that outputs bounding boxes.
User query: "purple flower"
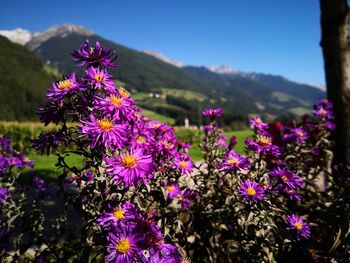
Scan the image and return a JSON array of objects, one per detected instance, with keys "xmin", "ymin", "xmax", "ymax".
[
  {"xmin": 245, "ymin": 135, "xmax": 280, "ymax": 156},
  {"xmin": 324, "ymin": 121, "xmax": 336, "ymax": 130},
  {"xmin": 202, "ymin": 108, "xmax": 222, "ymax": 118},
  {"xmin": 286, "ymin": 214, "xmax": 311, "ymax": 240},
  {"xmin": 97, "ymin": 202, "xmax": 139, "ymax": 228},
  {"xmin": 177, "ymin": 188, "xmax": 196, "ymax": 209},
  {"xmin": 94, "ymin": 94, "xmax": 134, "ymax": 120},
  {"xmin": 47, "ymin": 73, "xmax": 80, "ymax": 102},
  {"xmin": 165, "ymin": 182, "xmax": 180, "ymax": 199},
  {"xmin": 72, "ymin": 40, "xmax": 117, "ymax": 68},
  {"xmin": 174, "ymin": 154, "xmax": 193, "ymax": 174},
  {"xmin": 313, "ymin": 101, "xmax": 334, "ymax": 120},
  {"xmin": 220, "ymin": 150, "xmax": 250, "ymax": 172},
  {"xmin": 150, "ymin": 243, "xmax": 181, "ymax": 263},
  {"xmin": 292, "ymin": 127, "xmax": 308, "ymax": 142},
  {"xmin": 105, "ymin": 148, "xmax": 153, "ymax": 187},
  {"xmin": 216, "ymin": 134, "xmax": 228, "ymax": 148},
  {"xmin": 85, "ymin": 66, "xmax": 116, "ymax": 92},
  {"xmin": 228, "ymin": 136, "xmax": 237, "ymax": 149},
  {"xmin": 80, "ymin": 114, "xmax": 127, "ymax": 149},
  {"xmin": 249, "ymin": 116, "xmax": 268, "ymax": 131},
  {"xmin": 269, "ymin": 168, "xmax": 304, "ymax": 189},
  {"xmin": 31, "ymin": 131, "xmax": 63, "ymax": 155},
  {"xmin": 239, "ymin": 179, "xmax": 265, "ymax": 204},
  {"xmin": 0, "ymin": 188, "xmax": 9, "ymax": 205},
  {"xmin": 105, "ymin": 227, "xmax": 145, "ymax": 263},
  {"xmin": 37, "ymin": 100, "xmax": 65, "ymax": 126},
  {"xmin": 32, "ymin": 176, "xmax": 47, "ymax": 195}
]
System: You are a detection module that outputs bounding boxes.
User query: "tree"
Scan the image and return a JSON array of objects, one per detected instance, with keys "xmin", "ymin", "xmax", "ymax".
[{"xmin": 320, "ymin": 0, "xmax": 350, "ymax": 164}]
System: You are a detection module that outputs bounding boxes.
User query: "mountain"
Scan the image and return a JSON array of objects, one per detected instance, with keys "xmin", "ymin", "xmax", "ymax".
[
  {"xmin": 143, "ymin": 50, "xmax": 183, "ymax": 68},
  {"xmin": 0, "ymin": 36, "xmax": 57, "ymax": 120},
  {"xmin": 0, "ymin": 24, "xmax": 325, "ymax": 125},
  {"xmin": 0, "ymin": 28, "xmax": 32, "ymax": 45}
]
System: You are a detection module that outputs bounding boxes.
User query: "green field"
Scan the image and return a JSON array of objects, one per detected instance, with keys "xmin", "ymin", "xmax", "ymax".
[{"xmin": 142, "ymin": 109, "xmax": 175, "ymax": 124}]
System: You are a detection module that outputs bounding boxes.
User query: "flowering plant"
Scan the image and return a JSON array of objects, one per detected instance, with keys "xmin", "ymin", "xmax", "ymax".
[{"xmin": 2, "ymin": 40, "xmax": 347, "ymax": 262}]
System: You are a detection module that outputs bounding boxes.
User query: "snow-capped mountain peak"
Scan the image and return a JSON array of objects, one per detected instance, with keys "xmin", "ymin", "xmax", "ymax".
[
  {"xmin": 27, "ymin": 24, "xmax": 93, "ymax": 50},
  {"xmin": 143, "ymin": 50, "xmax": 183, "ymax": 67},
  {"xmin": 208, "ymin": 65, "xmax": 238, "ymax": 75},
  {"xmin": 0, "ymin": 28, "xmax": 32, "ymax": 45}
]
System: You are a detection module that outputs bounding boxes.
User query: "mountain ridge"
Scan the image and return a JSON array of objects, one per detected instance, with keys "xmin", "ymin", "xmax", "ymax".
[{"xmin": 0, "ymin": 24, "xmax": 326, "ymax": 124}]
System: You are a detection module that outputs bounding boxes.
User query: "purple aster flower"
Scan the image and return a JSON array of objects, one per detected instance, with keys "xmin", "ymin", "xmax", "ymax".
[
  {"xmin": 94, "ymin": 94, "xmax": 134, "ymax": 120},
  {"xmin": 283, "ymin": 188, "xmax": 302, "ymax": 202},
  {"xmin": 239, "ymin": 179, "xmax": 265, "ymax": 204},
  {"xmin": 37, "ymin": 100, "xmax": 65, "ymax": 126},
  {"xmin": 202, "ymin": 124, "xmax": 213, "ymax": 133},
  {"xmin": 286, "ymin": 214, "xmax": 311, "ymax": 240},
  {"xmin": 105, "ymin": 227, "xmax": 145, "ymax": 263},
  {"xmin": 80, "ymin": 114, "xmax": 127, "ymax": 149},
  {"xmin": 150, "ymin": 243, "xmax": 181, "ymax": 263},
  {"xmin": 292, "ymin": 127, "xmax": 308, "ymax": 142},
  {"xmin": 72, "ymin": 39, "xmax": 117, "ymax": 68},
  {"xmin": 202, "ymin": 108, "xmax": 223, "ymax": 118},
  {"xmin": 324, "ymin": 121, "xmax": 336, "ymax": 130},
  {"xmin": 97, "ymin": 201, "xmax": 140, "ymax": 229},
  {"xmin": 174, "ymin": 154, "xmax": 193, "ymax": 174},
  {"xmin": 0, "ymin": 188, "xmax": 9, "ymax": 205},
  {"xmin": 245, "ymin": 135, "xmax": 280, "ymax": 156},
  {"xmin": 105, "ymin": 147, "xmax": 153, "ymax": 187},
  {"xmin": 165, "ymin": 182, "xmax": 180, "ymax": 199},
  {"xmin": 249, "ymin": 116, "xmax": 268, "ymax": 131},
  {"xmin": 216, "ymin": 134, "xmax": 228, "ymax": 148},
  {"xmin": 269, "ymin": 167, "xmax": 304, "ymax": 189},
  {"xmin": 32, "ymin": 176, "xmax": 47, "ymax": 196},
  {"xmin": 220, "ymin": 150, "xmax": 250, "ymax": 172},
  {"xmin": 85, "ymin": 66, "xmax": 116, "ymax": 92},
  {"xmin": 136, "ymin": 210, "xmax": 164, "ymax": 248},
  {"xmin": 129, "ymin": 133, "xmax": 152, "ymax": 150},
  {"xmin": 228, "ymin": 136, "xmax": 237, "ymax": 149},
  {"xmin": 31, "ymin": 131, "xmax": 64, "ymax": 155},
  {"xmin": 47, "ymin": 73, "xmax": 80, "ymax": 102},
  {"xmin": 177, "ymin": 188, "xmax": 196, "ymax": 209},
  {"xmin": 84, "ymin": 171, "xmax": 94, "ymax": 182},
  {"xmin": 6, "ymin": 157, "xmax": 23, "ymax": 168},
  {"xmin": 313, "ymin": 105, "xmax": 334, "ymax": 120}
]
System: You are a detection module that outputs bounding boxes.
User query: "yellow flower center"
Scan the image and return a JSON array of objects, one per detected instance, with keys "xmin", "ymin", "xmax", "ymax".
[
  {"xmin": 153, "ymin": 123, "xmax": 161, "ymax": 128},
  {"xmin": 113, "ymin": 209, "xmax": 124, "ymax": 219},
  {"xmin": 179, "ymin": 161, "xmax": 187, "ymax": 169},
  {"xmin": 255, "ymin": 118, "xmax": 262, "ymax": 124},
  {"xmin": 119, "ymin": 87, "xmax": 130, "ymax": 98},
  {"xmin": 122, "ymin": 155, "xmax": 138, "ymax": 168},
  {"xmin": 58, "ymin": 79, "xmax": 73, "ymax": 90},
  {"xmin": 294, "ymin": 222, "xmax": 303, "ymax": 230},
  {"xmin": 163, "ymin": 141, "xmax": 173, "ymax": 149},
  {"xmin": 297, "ymin": 132, "xmax": 304, "ymax": 137},
  {"xmin": 319, "ymin": 108, "xmax": 327, "ymax": 116},
  {"xmin": 116, "ymin": 238, "xmax": 130, "ymax": 254},
  {"xmin": 282, "ymin": 175, "xmax": 288, "ymax": 182},
  {"xmin": 227, "ymin": 157, "xmax": 239, "ymax": 166},
  {"xmin": 94, "ymin": 73, "xmax": 104, "ymax": 83},
  {"xmin": 167, "ymin": 185, "xmax": 175, "ymax": 191},
  {"xmin": 247, "ymin": 187, "xmax": 256, "ymax": 196},
  {"xmin": 257, "ymin": 135, "xmax": 271, "ymax": 146},
  {"xmin": 109, "ymin": 96, "xmax": 123, "ymax": 107},
  {"xmin": 136, "ymin": 136, "xmax": 146, "ymax": 144},
  {"xmin": 98, "ymin": 119, "xmax": 113, "ymax": 132}
]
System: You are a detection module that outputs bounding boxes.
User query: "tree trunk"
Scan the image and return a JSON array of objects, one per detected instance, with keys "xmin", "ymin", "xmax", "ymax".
[{"xmin": 320, "ymin": 0, "xmax": 350, "ymax": 164}]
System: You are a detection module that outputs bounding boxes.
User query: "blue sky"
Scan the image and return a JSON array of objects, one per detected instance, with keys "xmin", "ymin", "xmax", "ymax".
[{"xmin": 1, "ymin": 0, "xmax": 324, "ymax": 86}]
